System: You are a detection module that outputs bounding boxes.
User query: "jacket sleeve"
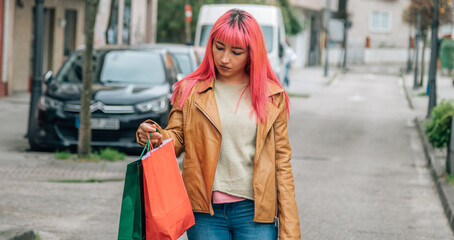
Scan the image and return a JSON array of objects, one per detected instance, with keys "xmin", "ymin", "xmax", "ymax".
[
  {"xmin": 136, "ymin": 92, "xmax": 185, "ymax": 157},
  {"xmin": 274, "ymin": 93, "xmax": 301, "ymax": 239}
]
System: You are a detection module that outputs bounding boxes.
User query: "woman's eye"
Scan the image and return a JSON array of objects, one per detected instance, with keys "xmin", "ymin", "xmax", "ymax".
[
  {"xmin": 232, "ymin": 51, "xmax": 242, "ymax": 56},
  {"xmin": 216, "ymin": 45, "xmax": 223, "ymax": 50}
]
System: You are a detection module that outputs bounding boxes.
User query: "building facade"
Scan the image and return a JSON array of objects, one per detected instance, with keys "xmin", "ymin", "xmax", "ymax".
[
  {"xmin": 345, "ymin": 0, "xmax": 411, "ymax": 64},
  {"xmin": 0, "ymin": 0, "xmax": 157, "ymax": 98},
  {"xmin": 289, "ymin": 0, "xmax": 339, "ymax": 68}
]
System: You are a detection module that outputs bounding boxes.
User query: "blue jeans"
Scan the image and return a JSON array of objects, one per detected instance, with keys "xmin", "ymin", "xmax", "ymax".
[{"xmin": 186, "ymin": 200, "xmax": 277, "ymax": 240}]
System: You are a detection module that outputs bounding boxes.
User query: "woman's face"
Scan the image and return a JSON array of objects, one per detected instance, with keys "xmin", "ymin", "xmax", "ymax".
[{"xmin": 212, "ymin": 39, "xmax": 249, "ymax": 81}]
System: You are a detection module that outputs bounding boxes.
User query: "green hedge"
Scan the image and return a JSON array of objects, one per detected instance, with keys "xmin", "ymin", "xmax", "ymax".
[{"xmin": 425, "ymin": 100, "xmax": 454, "ymax": 148}]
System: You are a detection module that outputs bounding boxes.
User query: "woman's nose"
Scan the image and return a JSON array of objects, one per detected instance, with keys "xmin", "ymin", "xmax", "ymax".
[{"xmin": 220, "ymin": 53, "xmax": 229, "ymax": 63}]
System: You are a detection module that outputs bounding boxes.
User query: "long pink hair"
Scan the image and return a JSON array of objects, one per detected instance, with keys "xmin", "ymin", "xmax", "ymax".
[{"xmin": 171, "ymin": 9, "xmax": 289, "ymax": 123}]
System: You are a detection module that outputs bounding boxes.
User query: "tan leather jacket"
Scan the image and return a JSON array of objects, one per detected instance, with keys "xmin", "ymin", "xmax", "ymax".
[{"xmin": 137, "ymin": 79, "xmax": 301, "ymax": 239}]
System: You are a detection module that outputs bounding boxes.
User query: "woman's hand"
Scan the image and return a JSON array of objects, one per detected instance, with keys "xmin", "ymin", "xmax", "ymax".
[{"xmin": 137, "ymin": 122, "xmax": 163, "ymax": 145}]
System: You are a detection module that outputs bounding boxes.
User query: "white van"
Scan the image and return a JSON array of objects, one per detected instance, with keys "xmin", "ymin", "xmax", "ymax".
[{"xmin": 194, "ymin": 4, "xmax": 287, "ymax": 82}]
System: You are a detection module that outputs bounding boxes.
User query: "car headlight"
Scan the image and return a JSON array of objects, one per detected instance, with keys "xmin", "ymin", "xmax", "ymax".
[
  {"xmin": 38, "ymin": 96, "xmax": 64, "ymax": 111},
  {"xmin": 136, "ymin": 97, "xmax": 169, "ymax": 113}
]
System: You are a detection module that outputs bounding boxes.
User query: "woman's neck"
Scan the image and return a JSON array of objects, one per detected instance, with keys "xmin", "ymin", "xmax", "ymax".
[{"xmin": 216, "ymin": 72, "xmax": 250, "ymax": 85}]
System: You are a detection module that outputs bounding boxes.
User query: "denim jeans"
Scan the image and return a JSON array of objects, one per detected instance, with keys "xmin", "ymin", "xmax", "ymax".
[{"xmin": 186, "ymin": 200, "xmax": 277, "ymax": 240}]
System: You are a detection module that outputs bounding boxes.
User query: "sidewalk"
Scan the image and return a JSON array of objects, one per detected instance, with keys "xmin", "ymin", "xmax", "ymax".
[
  {"xmin": 402, "ymin": 70, "xmax": 454, "ymax": 233},
  {"xmin": 0, "ymin": 93, "xmax": 138, "ymax": 240},
  {"xmin": 286, "ymin": 66, "xmax": 340, "ymax": 97}
]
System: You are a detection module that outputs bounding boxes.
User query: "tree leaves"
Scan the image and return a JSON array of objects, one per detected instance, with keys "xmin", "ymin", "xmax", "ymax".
[{"xmin": 403, "ymin": 0, "xmax": 453, "ymax": 30}]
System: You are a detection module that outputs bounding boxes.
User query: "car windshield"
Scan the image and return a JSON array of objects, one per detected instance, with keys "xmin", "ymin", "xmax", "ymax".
[
  {"xmin": 55, "ymin": 50, "xmax": 166, "ymax": 85},
  {"xmin": 200, "ymin": 24, "xmax": 273, "ymax": 52},
  {"xmin": 173, "ymin": 52, "xmax": 193, "ymax": 75}
]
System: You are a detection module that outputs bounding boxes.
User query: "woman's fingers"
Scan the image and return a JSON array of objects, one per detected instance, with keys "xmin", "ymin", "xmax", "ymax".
[
  {"xmin": 139, "ymin": 123, "xmax": 162, "ymax": 143},
  {"xmin": 140, "ymin": 122, "xmax": 156, "ymax": 133}
]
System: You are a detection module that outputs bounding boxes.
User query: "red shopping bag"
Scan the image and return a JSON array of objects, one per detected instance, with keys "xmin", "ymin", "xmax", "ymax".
[{"xmin": 141, "ymin": 137, "xmax": 195, "ymax": 240}]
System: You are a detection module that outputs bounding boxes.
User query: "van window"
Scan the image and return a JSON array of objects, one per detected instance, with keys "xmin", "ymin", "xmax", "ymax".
[{"xmin": 200, "ymin": 24, "xmax": 273, "ymax": 53}]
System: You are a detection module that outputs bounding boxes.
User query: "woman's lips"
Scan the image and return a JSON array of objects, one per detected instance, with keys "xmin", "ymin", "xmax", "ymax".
[{"xmin": 219, "ymin": 65, "xmax": 230, "ymax": 71}]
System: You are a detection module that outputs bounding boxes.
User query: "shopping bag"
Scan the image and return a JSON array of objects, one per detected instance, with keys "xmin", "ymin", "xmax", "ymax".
[
  {"xmin": 142, "ymin": 137, "xmax": 195, "ymax": 240},
  {"xmin": 118, "ymin": 159, "xmax": 146, "ymax": 240}
]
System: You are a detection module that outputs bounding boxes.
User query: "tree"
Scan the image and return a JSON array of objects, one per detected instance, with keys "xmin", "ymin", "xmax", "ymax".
[
  {"xmin": 157, "ymin": 0, "xmax": 217, "ymax": 43},
  {"xmin": 78, "ymin": 0, "xmax": 100, "ymax": 158},
  {"xmin": 403, "ymin": 0, "xmax": 453, "ymax": 86},
  {"xmin": 277, "ymin": 0, "xmax": 304, "ymax": 35}
]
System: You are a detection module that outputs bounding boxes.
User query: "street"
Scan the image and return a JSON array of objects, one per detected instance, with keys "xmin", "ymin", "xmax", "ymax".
[
  {"xmin": 0, "ymin": 67, "xmax": 453, "ymax": 239},
  {"xmin": 289, "ymin": 67, "xmax": 453, "ymax": 239}
]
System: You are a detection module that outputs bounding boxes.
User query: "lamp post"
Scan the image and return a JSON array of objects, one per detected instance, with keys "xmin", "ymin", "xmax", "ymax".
[
  {"xmin": 343, "ymin": 19, "xmax": 351, "ymax": 71},
  {"xmin": 413, "ymin": 4, "xmax": 422, "ymax": 89},
  {"xmin": 324, "ymin": 0, "xmax": 332, "ymax": 77},
  {"xmin": 27, "ymin": 0, "xmax": 44, "ymax": 147},
  {"xmin": 427, "ymin": 0, "xmax": 440, "ymax": 118}
]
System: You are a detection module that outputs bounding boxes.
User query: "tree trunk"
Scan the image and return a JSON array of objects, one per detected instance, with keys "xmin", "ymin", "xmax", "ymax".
[
  {"xmin": 78, "ymin": 0, "xmax": 99, "ymax": 158},
  {"xmin": 419, "ymin": 31, "xmax": 427, "ymax": 87}
]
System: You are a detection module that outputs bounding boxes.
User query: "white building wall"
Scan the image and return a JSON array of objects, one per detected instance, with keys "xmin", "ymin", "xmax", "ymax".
[
  {"xmin": 290, "ymin": 0, "xmax": 338, "ymax": 11},
  {"xmin": 289, "ymin": 8, "xmax": 310, "ymax": 68},
  {"xmin": 345, "ymin": 0, "xmax": 411, "ymax": 64},
  {"xmin": 348, "ymin": 0, "xmax": 409, "ymax": 49}
]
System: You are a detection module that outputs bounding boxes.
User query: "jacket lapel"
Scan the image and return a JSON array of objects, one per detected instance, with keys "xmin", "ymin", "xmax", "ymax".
[
  {"xmin": 255, "ymin": 99, "xmax": 280, "ymax": 158},
  {"xmin": 255, "ymin": 81, "xmax": 284, "ymax": 162},
  {"xmin": 194, "ymin": 79, "xmax": 222, "ymax": 134}
]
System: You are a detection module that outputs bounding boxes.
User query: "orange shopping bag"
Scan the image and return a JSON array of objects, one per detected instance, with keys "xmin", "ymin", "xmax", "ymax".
[{"xmin": 141, "ymin": 136, "xmax": 195, "ymax": 240}]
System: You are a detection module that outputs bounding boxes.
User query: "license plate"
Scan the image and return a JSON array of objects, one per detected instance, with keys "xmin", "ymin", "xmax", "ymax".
[{"xmin": 76, "ymin": 118, "xmax": 120, "ymax": 130}]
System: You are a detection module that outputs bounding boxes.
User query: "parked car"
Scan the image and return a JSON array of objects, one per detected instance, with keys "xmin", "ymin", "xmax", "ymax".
[
  {"xmin": 138, "ymin": 43, "xmax": 200, "ymax": 76},
  {"xmin": 30, "ymin": 45, "xmax": 181, "ymax": 152}
]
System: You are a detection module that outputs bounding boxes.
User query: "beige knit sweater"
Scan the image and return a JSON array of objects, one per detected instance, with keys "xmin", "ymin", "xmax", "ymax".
[{"xmin": 212, "ymin": 80, "xmax": 257, "ymax": 200}]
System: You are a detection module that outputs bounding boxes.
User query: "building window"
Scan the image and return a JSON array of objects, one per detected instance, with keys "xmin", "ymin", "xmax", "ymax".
[{"xmin": 370, "ymin": 11, "xmax": 391, "ymax": 32}]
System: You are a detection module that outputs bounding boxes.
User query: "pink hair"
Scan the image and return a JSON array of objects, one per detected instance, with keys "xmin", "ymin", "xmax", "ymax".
[{"xmin": 171, "ymin": 9, "xmax": 289, "ymax": 123}]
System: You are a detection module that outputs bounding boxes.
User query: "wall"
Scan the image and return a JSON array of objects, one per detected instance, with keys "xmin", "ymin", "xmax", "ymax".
[
  {"xmin": 290, "ymin": 0, "xmax": 338, "ymax": 11},
  {"xmin": 131, "ymin": 0, "xmax": 146, "ymax": 45},
  {"xmin": 348, "ymin": 0, "xmax": 409, "ymax": 49},
  {"xmin": 324, "ymin": 47, "xmax": 432, "ymax": 65},
  {"xmin": 94, "ymin": 0, "xmax": 111, "ymax": 47},
  {"xmin": 6, "ymin": 0, "xmax": 155, "ymax": 96},
  {"xmin": 11, "ymin": 0, "xmax": 33, "ymax": 93},
  {"xmin": 8, "ymin": 0, "xmax": 84, "ymax": 94}
]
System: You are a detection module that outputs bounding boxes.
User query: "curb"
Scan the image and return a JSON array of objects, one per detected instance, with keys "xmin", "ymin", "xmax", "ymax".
[
  {"xmin": 415, "ymin": 118, "xmax": 454, "ymax": 234},
  {"xmin": 325, "ymin": 70, "xmax": 341, "ymax": 86},
  {"xmin": 399, "ymin": 72, "xmax": 414, "ymax": 110},
  {"xmin": 405, "ymin": 69, "xmax": 454, "ymax": 235}
]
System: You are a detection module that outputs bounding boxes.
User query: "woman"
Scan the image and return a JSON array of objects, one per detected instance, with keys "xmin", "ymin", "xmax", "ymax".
[{"xmin": 136, "ymin": 9, "xmax": 300, "ymax": 239}]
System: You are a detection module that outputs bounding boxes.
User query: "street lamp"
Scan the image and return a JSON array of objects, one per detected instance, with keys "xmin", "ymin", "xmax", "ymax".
[
  {"xmin": 27, "ymin": 0, "xmax": 45, "ymax": 148},
  {"xmin": 427, "ymin": 0, "xmax": 440, "ymax": 118},
  {"xmin": 324, "ymin": 0, "xmax": 332, "ymax": 77},
  {"xmin": 413, "ymin": 3, "xmax": 422, "ymax": 89}
]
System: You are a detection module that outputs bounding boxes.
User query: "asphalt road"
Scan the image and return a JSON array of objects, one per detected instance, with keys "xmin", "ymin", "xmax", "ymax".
[
  {"xmin": 289, "ymin": 68, "xmax": 453, "ymax": 239},
  {"xmin": 0, "ymin": 67, "xmax": 453, "ymax": 239}
]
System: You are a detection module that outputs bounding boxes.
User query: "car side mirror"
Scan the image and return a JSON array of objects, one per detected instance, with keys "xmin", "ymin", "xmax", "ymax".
[
  {"xmin": 176, "ymin": 73, "xmax": 185, "ymax": 82},
  {"xmin": 44, "ymin": 71, "xmax": 53, "ymax": 85}
]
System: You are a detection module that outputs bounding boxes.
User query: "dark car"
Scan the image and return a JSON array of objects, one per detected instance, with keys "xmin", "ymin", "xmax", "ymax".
[{"xmin": 30, "ymin": 46, "xmax": 182, "ymax": 152}]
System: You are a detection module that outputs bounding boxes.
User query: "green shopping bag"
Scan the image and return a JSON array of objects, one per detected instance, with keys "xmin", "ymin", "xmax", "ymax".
[{"xmin": 118, "ymin": 145, "xmax": 149, "ymax": 240}]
